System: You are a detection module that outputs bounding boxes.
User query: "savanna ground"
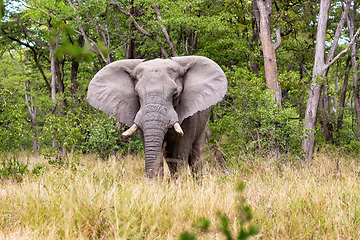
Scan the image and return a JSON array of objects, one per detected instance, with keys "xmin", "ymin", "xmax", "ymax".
[{"xmin": 1, "ymin": 149, "xmax": 360, "ymax": 239}]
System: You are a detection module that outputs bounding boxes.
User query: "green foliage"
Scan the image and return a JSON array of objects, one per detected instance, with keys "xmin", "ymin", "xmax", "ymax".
[
  {"xmin": 2, "ymin": 0, "xmax": 360, "ymax": 160},
  {"xmin": 179, "ymin": 181, "xmax": 260, "ymax": 240},
  {"xmin": 210, "ymin": 67, "xmax": 304, "ymax": 163},
  {"xmin": 31, "ymin": 163, "xmax": 46, "ymax": 176},
  {"xmin": 43, "ymin": 110, "xmax": 83, "ymax": 152},
  {"xmin": 79, "ymin": 112, "xmax": 143, "ymax": 160},
  {"xmin": 215, "ymin": 183, "xmax": 260, "ymax": 240},
  {"xmin": 179, "ymin": 232, "xmax": 197, "ymax": 240},
  {"xmin": 80, "ymin": 114, "xmax": 122, "ymax": 160},
  {"xmin": 55, "ymin": 38, "xmax": 93, "ymax": 62},
  {"xmin": 192, "ymin": 217, "xmax": 211, "ymax": 232},
  {"xmin": 0, "ymin": 100, "xmax": 28, "ymax": 152},
  {"xmin": 0, "ymin": 54, "xmax": 30, "ymax": 152},
  {"xmin": 0, "ymin": 155, "xmax": 29, "ymax": 181},
  {"xmin": 0, "ymin": 0, "xmax": 4, "ymax": 20}
]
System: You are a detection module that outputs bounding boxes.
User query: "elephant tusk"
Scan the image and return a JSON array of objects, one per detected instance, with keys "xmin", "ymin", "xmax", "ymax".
[
  {"xmin": 174, "ymin": 122, "xmax": 184, "ymax": 136},
  {"xmin": 122, "ymin": 124, "xmax": 138, "ymax": 137}
]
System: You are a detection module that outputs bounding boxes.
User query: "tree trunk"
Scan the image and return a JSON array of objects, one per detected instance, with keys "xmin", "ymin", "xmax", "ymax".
[
  {"xmin": 301, "ymin": 0, "xmax": 356, "ymax": 159},
  {"xmin": 248, "ymin": 10, "xmax": 260, "ymax": 75},
  {"xmin": 153, "ymin": 5, "xmax": 178, "ymax": 57},
  {"xmin": 301, "ymin": 0, "xmax": 330, "ymax": 160},
  {"xmin": 70, "ymin": 58, "xmax": 79, "ymax": 97},
  {"xmin": 319, "ymin": 84, "xmax": 333, "ymax": 143},
  {"xmin": 49, "ymin": 41, "xmax": 56, "ymax": 106},
  {"xmin": 55, "ymin": 57, "xmax": 66, "ymax": 109},
  {"xmin": 23, "ymin": 53, "xmax": 43, "ymax": 154},
  {"xmin": 347, "ymin": 6, "xmax": 360, "ymax": 141},
  {"xmin": 49, "ymin": 39, "xmax": 58, "ymax": 149},
  {"xmin": 110, "ymin": 0, "xmax": 170, "ymax": 58},
  {"xmin": 70, "ymin": 35, "xmax": 83, "ymax": 98},
  {"xmin": 335, "ymin": 57, "xmax": 351, "ymax": 143},
  {"xmin": 254, "ymin": 0, "xmax": 282, "ymax": 105},
  {"xmin": 126, "ymin": 1, "xmax": 136, "ymax": 59}
]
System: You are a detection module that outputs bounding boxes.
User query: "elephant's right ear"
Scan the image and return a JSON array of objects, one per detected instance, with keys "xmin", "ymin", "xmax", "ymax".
[{"xmin": 87, "ymin": 59, "xmax": 144, "ymax": 127}]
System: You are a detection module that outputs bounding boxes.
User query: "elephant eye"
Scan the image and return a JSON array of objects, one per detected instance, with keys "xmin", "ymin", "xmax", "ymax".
[{"xmin": 173, "ymin": 91, "xmax": 178, "ymax": 99}]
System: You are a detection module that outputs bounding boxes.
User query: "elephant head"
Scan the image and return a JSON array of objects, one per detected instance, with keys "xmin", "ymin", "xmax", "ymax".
[{"xmin": 87, "ymin": 56, "xmax": 227, "ymax": 178}]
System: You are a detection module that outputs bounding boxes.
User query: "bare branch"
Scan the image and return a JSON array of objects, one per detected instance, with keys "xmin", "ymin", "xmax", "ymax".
[
  {"xmin": 324, "ymin": 26, "xmax": 360, "ymax": 70},
  {"xmin": 273, "ymin": 28, "xmax": 282, "ymax": 51},
  {"xmin": 110, "ymin": 0, "xmax": 169, "ymax": 58},
  {"xmin": 24, "ymin": 80, "xmax": 35, "ymax": 117},
  {"xmin": 65, "ymin": 0, "xmax": 108, "ymax": 62},
  {"xmin": 326, "ymin": 0, "xmax": 352, "ymax": 64},
  {"xmin": 8, "ymin": 51, "xmax": 22, "ymax": 69},
  {"xmin": 153, "ymin": 5, "xmax": 178, "ymax": 57},
  {"xmin": 109, "ymin": 0, "xmax": 151, "ymax": 36},
  {"xmin": 297, "ymin": 59, "xmax": 312, "ymax": 78}
]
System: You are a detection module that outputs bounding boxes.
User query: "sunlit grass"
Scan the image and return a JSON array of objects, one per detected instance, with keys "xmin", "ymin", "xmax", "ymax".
[{"xmin": 1, "ymin": 150, "xmax": 360, "ymax": 239}]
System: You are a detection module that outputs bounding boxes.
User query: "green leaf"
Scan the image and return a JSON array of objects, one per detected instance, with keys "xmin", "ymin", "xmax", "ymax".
[{"xmin": 179, "ymin": 232, "xmax": 197, "ymax": 240}]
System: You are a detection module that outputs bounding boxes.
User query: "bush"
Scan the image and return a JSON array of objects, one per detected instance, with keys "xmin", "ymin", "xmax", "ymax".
[
  {"xmin": 41, "ymin": 104, "xmax": 143, "ymax": 161},
  {"xmin": 0, "ymin": 155, "xmax": 29, "ymax": 182},
  {"xmin": 79, "ymin": 112, "xmax": 142, "ymax": 160},
  {"xmin": 209, "ymin": 67, "xmax": 304, "ymax": 164},
  {"xmin": 0, "ymin": 89, "xmax": 29, "ymax": 152}
]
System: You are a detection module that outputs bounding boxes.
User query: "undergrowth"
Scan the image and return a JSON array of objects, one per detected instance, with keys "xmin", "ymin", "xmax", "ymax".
[{"xmin": 0, "ymin": 150, "xmax": 359, "ymax": 239}]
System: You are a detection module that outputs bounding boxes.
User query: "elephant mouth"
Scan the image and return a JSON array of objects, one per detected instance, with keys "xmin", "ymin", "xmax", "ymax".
[
  {"xmin": 122, "ymin": 122, "xmax": 184, "ymax": 137},
  {"xmin": 122, "ymin": 124, "xmax": 139, "ymax": 137}
]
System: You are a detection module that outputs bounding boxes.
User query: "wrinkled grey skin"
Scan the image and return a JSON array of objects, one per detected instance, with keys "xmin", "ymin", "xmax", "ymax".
[{"xmin": 87, "ymin": 56, "xmax": 227, "ymax": 178}]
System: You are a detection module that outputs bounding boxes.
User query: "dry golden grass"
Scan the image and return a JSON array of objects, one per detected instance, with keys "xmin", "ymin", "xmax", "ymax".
[{"xmin": 0, "ymin": 150, "xmax": 360, "ymax": 239}]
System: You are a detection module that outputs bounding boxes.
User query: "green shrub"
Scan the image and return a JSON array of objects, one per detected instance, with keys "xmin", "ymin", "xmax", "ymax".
[
  {"xmin": 0, "ymin": 89, "xmax": 29, "ymax": 152},
  {"xmin": 79, "ymin": 112, "xmax": 142, "ymax": 160},
  {"xmin": 210, "ymin": 67, "xmax": 304, "ymax": 164},
  {"xmin": 179, "ymin": 181, "xmax": 260, "ymax": 240},
  {"xmin": 43, "ymin": 110, "xmax": 83, "ymax": 152},
  {"xmin": 31, "ymin": 164, "xmax": 46, "ymax": 176},
  {"xmin": 0, "ymin": 155, "xmax": 29, "ymax": 181}
]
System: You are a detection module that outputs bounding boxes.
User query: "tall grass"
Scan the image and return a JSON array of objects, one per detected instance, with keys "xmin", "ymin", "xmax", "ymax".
[{"xmin": 0, "ymin": 150, "xmax": 360, "ymax": 239}]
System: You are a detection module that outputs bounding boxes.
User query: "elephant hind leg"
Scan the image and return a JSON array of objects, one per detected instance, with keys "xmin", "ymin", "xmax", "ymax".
[{"xmin": 189, "ymin": 130, "xmax": 206, "ymax": 176}]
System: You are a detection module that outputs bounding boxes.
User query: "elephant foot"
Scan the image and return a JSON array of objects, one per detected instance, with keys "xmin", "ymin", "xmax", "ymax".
[{"xmin": 166, "ymin": 158, "xmax": 188, "ymax": 177}]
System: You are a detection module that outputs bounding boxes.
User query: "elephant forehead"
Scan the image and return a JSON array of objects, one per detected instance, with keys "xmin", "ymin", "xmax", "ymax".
[
  {"xmin": 136, "ymin": 59, "xmax": 182, "ymax": 74},
  {"xmin": 137, "ymin": 76, "xmax": 177, "ymax": 93}
]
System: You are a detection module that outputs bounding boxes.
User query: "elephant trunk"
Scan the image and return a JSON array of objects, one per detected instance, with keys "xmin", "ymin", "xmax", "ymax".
[{"xmin": 142, "ymin": 104, "xmax": 168, "ymax": 178}]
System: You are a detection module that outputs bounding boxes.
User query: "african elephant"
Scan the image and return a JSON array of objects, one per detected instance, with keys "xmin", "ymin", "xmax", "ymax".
[{"xmin": 87, "ymin": 56, "xmax": 227, "ymax": 178}]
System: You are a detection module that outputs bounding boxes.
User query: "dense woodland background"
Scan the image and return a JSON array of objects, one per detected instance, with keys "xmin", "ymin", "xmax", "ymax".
[{"xmin": 1, "ymin": 0, "xmax": 360, "ymax": 163}]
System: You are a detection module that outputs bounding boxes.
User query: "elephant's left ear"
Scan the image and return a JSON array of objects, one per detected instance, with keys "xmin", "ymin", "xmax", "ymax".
[{"xmin": 172, "ymin": 56, "xmax": 227, "ymax": 123}]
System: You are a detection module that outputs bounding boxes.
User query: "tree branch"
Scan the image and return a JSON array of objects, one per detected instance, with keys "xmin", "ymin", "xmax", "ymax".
[
  {"xmin": 110, "ymin": 0, "xmax": 169, "ymax": 58},
  {"xmin": 324, "ymin": 26, "xmax": 360, "ymax": 70},
  {"xmin": 153, "ymin": 5, "xmax": 178, "ymax": 57},
  {"xmin": 273, "ymin": 27, "xmax": 282, "ymax": 51},
  {"xmin": 326, "ymin": 0, "xmax": 351, "ymax": 65},
  {"xmin": 65, "ymin": 1, "xmax": 101, "ymax": 52},
  {"xmin": 2, "ymin": 29, "xmax": 51, "ymax": 93},
  {"xmin": 109, "ymin": 0, "xmax": 151, "ymax": 37}
]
